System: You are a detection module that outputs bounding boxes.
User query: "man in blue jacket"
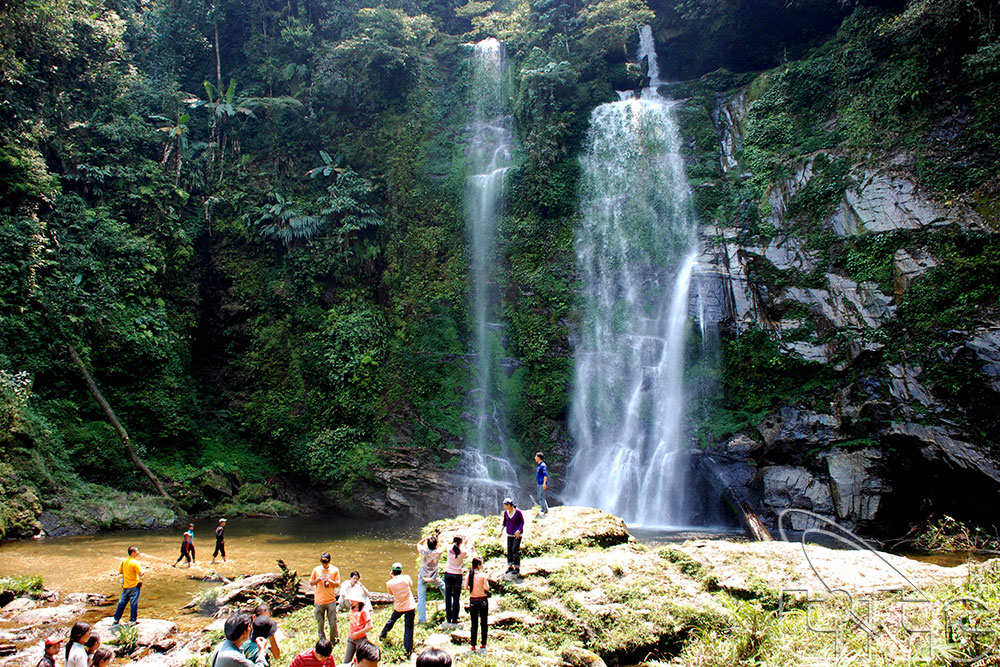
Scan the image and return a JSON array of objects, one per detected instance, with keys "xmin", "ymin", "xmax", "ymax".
[{"xmin": 535, "ymin": 452, "xmax": 549, "ymax": 516}]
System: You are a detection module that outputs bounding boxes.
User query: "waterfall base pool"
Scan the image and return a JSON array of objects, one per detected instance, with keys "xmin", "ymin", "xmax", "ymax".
[{"xmin": 0, "ymin": 516, "xmax": 420, "ymax": 630}]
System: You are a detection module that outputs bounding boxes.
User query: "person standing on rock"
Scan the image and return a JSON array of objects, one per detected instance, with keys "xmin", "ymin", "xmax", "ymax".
[
  {"xmin": 443, "ymin": 535, "xmax": 468, "ymax": 626},
  {"xmin": 416, "ymin": 529, "xmax": 445, "ymax": 624},
  {"xmin": 465, "ymin": 556, "xmax": 489, "ymax": 652},
  {"xmin": 535, "ymin": 452, "xmax": 549, "ymax": 516},
  {"xmin": 212, "ymin": 518, "xmax": 227, "ymax": 563},
  {"xmin": 378, "ymin": 562, "xmax": 415, "ymax": 657},
  {"xmin": 112, "ymin": 546, "xmax": 142, "ymax": 626},
  {"xmin": 310, "ymin": 552, "xmax": 341, "ymax": 642},
  {"xmin": 64, "ymin": 622, "xmax": 90, "ymax": 667},
  {"xmin": 38, "ymin": 636, "xmax": 60, "ymax": 667},
  {"xmin": 498, "ymin": 498, "xmax": 524, "ymax": 575},
  {"xmin": 211, "ymin": 613, "xmax": 268, "ymax": 667}
]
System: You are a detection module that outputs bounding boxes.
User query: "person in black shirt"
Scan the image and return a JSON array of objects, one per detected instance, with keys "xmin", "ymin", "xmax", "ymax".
[{"xmin": 212, "ymin": 517, "xmax": 227, "ymax": 563}]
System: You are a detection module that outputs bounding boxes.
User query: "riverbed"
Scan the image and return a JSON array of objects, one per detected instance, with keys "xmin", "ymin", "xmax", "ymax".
[{"xmin": 0, "ymin": 516, "xmax": 420, "ymax": 630}]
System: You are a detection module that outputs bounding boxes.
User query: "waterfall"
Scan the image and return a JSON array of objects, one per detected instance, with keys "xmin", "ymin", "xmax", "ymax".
[
  {"xmin": 457, "ymin": 37, "xmax": 518, "ymax": 512},
  {"xmin": 565, "ymin": 27, "xmax": 701, "ymax": 528}
]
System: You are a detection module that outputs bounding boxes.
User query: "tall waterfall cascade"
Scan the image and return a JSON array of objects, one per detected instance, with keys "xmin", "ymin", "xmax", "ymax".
[
  {"xmin": 565, "ymin": 26, "xmax": 704, "ymax": 528},
  {"xmin": 458, "ymin": 38, "xmax": 518, "ymax": 512}
]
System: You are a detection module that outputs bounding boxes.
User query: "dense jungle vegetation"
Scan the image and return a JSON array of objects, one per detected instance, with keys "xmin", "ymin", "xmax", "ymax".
[{"xmin": 1, "ymin": 0, "xmax": 998, "ymax": 536}]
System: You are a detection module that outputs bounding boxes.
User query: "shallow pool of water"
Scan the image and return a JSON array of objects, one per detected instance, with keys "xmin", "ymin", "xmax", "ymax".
[{"xmin": 0, "ymin": 516, "xmax": 421, "ymax": 630}]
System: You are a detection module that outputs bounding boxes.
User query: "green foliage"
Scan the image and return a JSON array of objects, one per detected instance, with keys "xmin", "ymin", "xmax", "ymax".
[{"xmin": 0, "ymin": 574, "xmax": 44, "ymax": 597}]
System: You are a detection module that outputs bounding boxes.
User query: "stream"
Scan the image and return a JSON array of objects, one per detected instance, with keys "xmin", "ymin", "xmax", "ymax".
[{"xmin": 0, "ymin": 516, "xmax": 419, "ymax": 631}]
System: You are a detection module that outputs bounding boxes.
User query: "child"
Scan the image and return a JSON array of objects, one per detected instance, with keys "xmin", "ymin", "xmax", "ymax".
[{"xmin": 36, "ymin": 636, "xmax": 60, "ymax": 667}]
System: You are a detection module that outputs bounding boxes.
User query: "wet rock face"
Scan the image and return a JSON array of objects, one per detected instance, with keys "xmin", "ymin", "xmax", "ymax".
[{"xmin": 692, "ymin": 90, "xmax": 1000, "ymax": 536}]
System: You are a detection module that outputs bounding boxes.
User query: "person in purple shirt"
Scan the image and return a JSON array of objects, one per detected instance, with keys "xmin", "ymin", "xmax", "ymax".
[
  {"xmin": 497, "ymin": 498, "xmax": 524, "ymax": 575},
  {"xmin": 535, "ymin": 452, "xmax": 549, "ymax": 516}
]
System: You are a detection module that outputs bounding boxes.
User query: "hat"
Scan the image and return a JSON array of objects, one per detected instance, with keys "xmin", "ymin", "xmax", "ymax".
[
  {"xmin": 219, "ymin": 518, "xmax": 227, "ymax": 523},
  {"xmin": 44, "ymin": 637, "xmax": 62, "ymax": 647},
  {"xmin": 502, "ymin": 497, "xmax": 513, "ymax": 506},
  {"xmin": 347, "ymin": 587, "xmax": 367, "ymax": 603},
  {"xmin": 391, "ymin": 562, "xmax": 402, "ymax": 573}
]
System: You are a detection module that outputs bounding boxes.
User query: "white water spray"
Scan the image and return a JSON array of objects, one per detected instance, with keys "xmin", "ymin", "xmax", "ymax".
[
  {"xmin": 458, "ymin": 38, "xmax": 518, "ymax": 512},
  {"xmin": 565, "ymin": 27, "xmax": 701, "ymax": 528}
]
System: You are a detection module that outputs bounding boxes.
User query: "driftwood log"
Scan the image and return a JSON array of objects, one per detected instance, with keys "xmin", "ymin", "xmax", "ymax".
[{"xmin": 695, "ymin": 453, "xmax": 773, "ymax": 541}]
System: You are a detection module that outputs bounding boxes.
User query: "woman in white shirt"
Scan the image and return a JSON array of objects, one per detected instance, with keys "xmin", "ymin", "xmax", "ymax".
[
  {"xmin": 442, "ymin": 535, "xmax": 468, "ymax": 626},
  {"xmin": 338, "ymin": 570, "xmax": 372, "ymax": 612},
  {"xmin": 64, "ymin": 622, "xmax": 91, "ymax": 667}
]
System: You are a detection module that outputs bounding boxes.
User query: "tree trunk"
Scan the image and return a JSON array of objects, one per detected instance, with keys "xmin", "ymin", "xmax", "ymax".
[
  {"xmin": 214, "ymin": 22, "xmax": 223, "ymax": 92},
  {"xmin": 695, "ymin": 453, "xmax": 773, "ymax": 541},
  {"xmin": 66, "ymin": 344, "xmax": 173, "ymax": 502}
]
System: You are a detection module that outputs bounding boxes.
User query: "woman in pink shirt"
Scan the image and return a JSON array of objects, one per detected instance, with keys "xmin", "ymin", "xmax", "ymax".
[
  {"xmin": 465, "ymin": 556, "xmax": 489, "ymax": 652},
  {"xmin": 443, "ymin": 535, "xmax": 468, "ymax": 625}
]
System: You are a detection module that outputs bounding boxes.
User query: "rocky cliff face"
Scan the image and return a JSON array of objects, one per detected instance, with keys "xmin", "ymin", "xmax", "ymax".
[{"xmin": 692, "ymin": 86, "xmax": 1000, "ymax": 536}]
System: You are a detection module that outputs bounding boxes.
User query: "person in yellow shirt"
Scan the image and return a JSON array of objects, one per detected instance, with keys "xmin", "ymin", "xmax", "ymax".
[{"xmin": 113, "ymin": 546, "xmax": 142, "ymax": 625}]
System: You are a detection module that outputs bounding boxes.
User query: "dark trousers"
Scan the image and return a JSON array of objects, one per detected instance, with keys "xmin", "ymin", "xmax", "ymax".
[
  {"xmin": 506, "ymin": 535, "xmax": 521, "ymax": 568},
  {"xmin": 469, "ymin": 598, "xmax": 488, "ymax": 647},
  {"xmin": 444, "ymin": 573, "xmax": 463, "ymax": 623},
  {"xmin": 113, "ymin": 586, "xmax": 140, "ymax": 623},
  {"xmin": 379, "ymin": 609, "xmax": 414, "ymax": 655},
  {"xmin": 213, "ymin": 540, "xmax": 225, "ymax": 559},
  {"xmin": 174, "ymin": 547, "xmax": 191, "ymax": 566}
]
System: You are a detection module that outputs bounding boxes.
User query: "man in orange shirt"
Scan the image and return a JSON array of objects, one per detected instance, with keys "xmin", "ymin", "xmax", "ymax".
[
  {"xmin": 377, "ymin": 563, "xmax": 415, "ymax": 657},
  {"xmin": 309, "ymin": 553, "xmax": 340, "ymax": 642}
]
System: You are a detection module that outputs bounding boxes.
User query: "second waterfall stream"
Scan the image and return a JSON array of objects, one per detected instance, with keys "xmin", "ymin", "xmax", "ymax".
[{"xmin": 565, "ymin": 26, "xmax": 702, "ymax": 527}]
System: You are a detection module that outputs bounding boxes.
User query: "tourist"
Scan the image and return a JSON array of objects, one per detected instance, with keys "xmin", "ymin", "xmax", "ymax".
[
  {"xmin": 342, "ymin": 587, "xmax": 373, "ymax": 664},
  {"xmin": 37, "ymin": 636, "xmax": 60, "ymax": 667},
  {"xmin": 337, "ymin": 641, "xmax": 379, "ymax": 667},
  {"xmin": 112, "ymin": 546, "xmax": 142, "ymax": 625},
  {"xmin": 84, "ymin": 635, "xmax": 100, "ymax": 666},
  {"xmin": 173, "ymin": 524, "xmax": 195, "ymax": 567},
  {"xmin": 90, "ymin": 647, "xmax": 112, "ymax": 667},
  {"xmin": 310, "ymin": 552, "xmax": 340, "ymax": 642},
  {"xmin": 288, "ymin": 640, "xmax": 335, "ymax": 667},
  {"xmin": 211, "ymin": 613, "xmax": 268, "ymax": 667},
  {"xmin": 465, "ymin": 556, "xmax": 489, "ymax": 652},
  {"xmin": 416, "ymin": 529, "xmax": 445, "ymax": 624},
  {"xmin": 442, "ymin": 535, "xmax": 468, "ymax": 625},
  {"xmin": 415, "ymin": 647, "xmax": 451, "ymax": 666},
  {"xmin": 338, "ymin": 571, "xmax": 371, "ymax": 612},
  {"xmin": 497, "ymin": 498, "xmax": 524, "ymax": 575},
  {"xmin": 535, "ymin": 452, "xmax": 549, "ymax": 515},
  {"xmin": 243, "ymin": 603, "xmax": 281, "ymax": 662},
  {"xmin": 378, "ymin": 562, "xmax": 415, "ymax": 657},
  {"xmin": 212, "ymin": 518, "xmax": 227, "ymax": 563},
  {"xmin": 64, "ymin": 622, "xmax": 90, "ymax": 667}
]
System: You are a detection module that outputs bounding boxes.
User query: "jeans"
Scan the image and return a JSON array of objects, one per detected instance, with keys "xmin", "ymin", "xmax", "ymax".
[
  {"xmin": 443, "ymin": 573, "xmax": 463, "ymax": 624},
  {"xmin": 113, "ymin": 586, "xmax": 140, "ymax": 623},
  {"xmin": 344, "ymin": 636, "xmax": 369, "ymax": 664},
  {"xmin": 469, "ymin": 598, "xmax": 488, "ymax": 647},
  {"xmin": 314, "ymin": 602, "xmax": 338, "ymax": 641},
  {"xmin": 379, "ymin": 609, "xmax": 414, "ymax": 655},
  {"xmin": 537, "ymin": 484, "xmax": 549, "ymax": 513},
  {"xmin": 506, "ymin": 535, "xmax": 521, "ymax": 569},
  {"xmin": 417, "ymin": 575, "xmax": 445, "ymax": 623}
]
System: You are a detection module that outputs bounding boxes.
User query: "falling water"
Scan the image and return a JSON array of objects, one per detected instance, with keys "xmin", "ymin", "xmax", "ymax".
[
  {"xmin": 565, "ymin": 27, "xmax": 701, "ymax": 527},
  {"xmin": 457, "ymin": 38, "xmax": 518, "ymax": 512}
]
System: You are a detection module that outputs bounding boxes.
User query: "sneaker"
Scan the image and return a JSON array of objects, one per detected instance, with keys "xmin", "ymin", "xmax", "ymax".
[{"xmin": 479, "ymin": 646, "xmax": 486, "ymax": 651}]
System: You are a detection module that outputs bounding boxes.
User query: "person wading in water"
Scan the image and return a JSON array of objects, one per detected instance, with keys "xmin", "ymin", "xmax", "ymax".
[{"xmin": 212, "ymin": 518, "xmax": 227, "ymax": 563}]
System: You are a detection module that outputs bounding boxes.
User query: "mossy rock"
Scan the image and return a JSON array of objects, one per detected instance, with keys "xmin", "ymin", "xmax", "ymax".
[
  {"xmin": 0, "ymin": 484, "xmax": 42, "ymax": 538},
  {"xmin": 235, "ymin": 482, "xmax": 271, "ymax": 504}
]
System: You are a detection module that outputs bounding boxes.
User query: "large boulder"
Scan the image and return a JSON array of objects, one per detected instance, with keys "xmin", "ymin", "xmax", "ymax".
[
  {"xmin": 92, "ymin": 618, "xmax": 177, "ymax": 647},
  {"xmin": 826, "ymin": 448, "xmax": 887, "ymax": 522},
  {"xmin": 10, "ymin": 604, "xmax": 84, "ymax": 627},
  {"xmin": 760, "ymin": 466, "xmax": 834, "ymax": 529}
]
